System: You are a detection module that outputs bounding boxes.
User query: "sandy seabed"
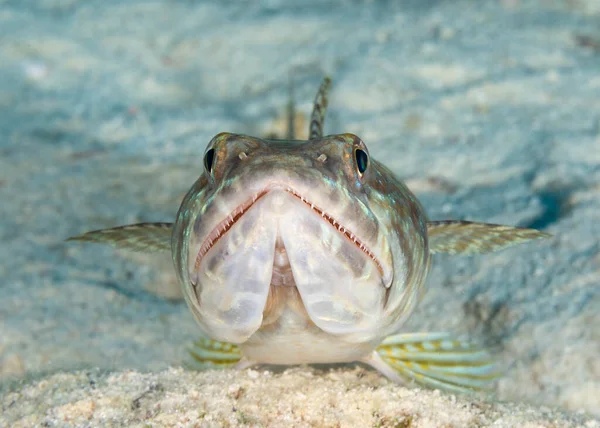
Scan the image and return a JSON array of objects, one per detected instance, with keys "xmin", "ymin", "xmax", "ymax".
[
  {"xmin": 1, "ymin": 0, "xmax": 600, "ymax": 426},
  {"xmin": 2, "ymin": 367, "xmax": 598, "ymax": 427}
]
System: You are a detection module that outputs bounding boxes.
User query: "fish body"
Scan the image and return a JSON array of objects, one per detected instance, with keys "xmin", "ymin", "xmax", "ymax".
[
  {"xmin": 69, "ymin": 78, "xmax": 549, "ymax": 392},
  {"xmin": 173, "ymin": 131, "xmax": 429, "ymax": 365}
]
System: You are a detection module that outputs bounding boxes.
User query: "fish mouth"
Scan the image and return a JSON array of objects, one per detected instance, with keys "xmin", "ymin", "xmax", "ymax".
[{"xmin": 193, "ymin": 185, "xmax": 385, "ymax": 278}]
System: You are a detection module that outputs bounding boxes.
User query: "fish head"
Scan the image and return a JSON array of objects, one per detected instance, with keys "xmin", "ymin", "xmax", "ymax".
[{"xmin": 173, "ymin": 132, "xmax": 427, "ymax": 345}]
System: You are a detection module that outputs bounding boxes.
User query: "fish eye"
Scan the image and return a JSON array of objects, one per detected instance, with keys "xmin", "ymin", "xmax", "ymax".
[
  {"xmin": 354, "ymin": 148, "xmax": 369, "ymax": 175},
  {"xmin": 204, "ymin": 148, "xmax": 215, "ymax": 174}
]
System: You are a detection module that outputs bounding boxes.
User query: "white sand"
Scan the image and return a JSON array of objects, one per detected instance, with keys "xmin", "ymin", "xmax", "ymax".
[
  {"xmin": 1, "ymin": 0, "xmax": 599, "ymax": 424},
  {"xmin": 2, "ymin": 367, "xmax": 597, "ymax": 427}
]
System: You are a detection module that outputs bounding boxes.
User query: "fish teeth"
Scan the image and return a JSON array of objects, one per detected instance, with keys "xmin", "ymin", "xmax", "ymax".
[
  {"xmin": 195, "ymin": 186, "xmax": 384, "ymax": 278},
  {"xmin": 283, "ymin": 186, "xmax": 384, "ymax": 276}
]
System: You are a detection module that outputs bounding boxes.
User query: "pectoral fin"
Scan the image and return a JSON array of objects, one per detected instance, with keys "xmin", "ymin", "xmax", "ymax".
[
  {"xmin": 67, "ymin": 222, "xmax": 173, "ymax": 252},
  {"xmin": 186, "ymin": 337, "xmax": 255, "ymax": 371},
  {"xmin": 187, "ymin": 337, "xmax": 242, "ymax": 368},
  {"xmin": 363, "ymin": 332, "xmax": 499, "ymax": 393},
  {"xmin": 427, "ymin": 220, "xmax": 551, "ymax": 255}
]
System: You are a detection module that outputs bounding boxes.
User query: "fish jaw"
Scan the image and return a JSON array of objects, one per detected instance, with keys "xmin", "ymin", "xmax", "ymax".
[
  {"xmin": 190, "ymin": 192, "xmax": 276, "ymax": 343},
  {"xmin": 187, "ymin": 186, "xmax": 391, "ymax": 344},
  {"xmin": 278, "ymin": 188, "xmax": 388, "ymax": 339}
]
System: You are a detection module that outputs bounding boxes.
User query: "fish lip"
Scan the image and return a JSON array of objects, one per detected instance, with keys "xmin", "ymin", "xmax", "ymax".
[{"xmin": 193, "ymin": 183, "xmax": 390, "ymax": 285}]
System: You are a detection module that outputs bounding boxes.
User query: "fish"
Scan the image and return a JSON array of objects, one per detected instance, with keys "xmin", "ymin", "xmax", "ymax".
[{"xmin": 68, "ymin": 77, "xmax": 550, "ymax": 393}]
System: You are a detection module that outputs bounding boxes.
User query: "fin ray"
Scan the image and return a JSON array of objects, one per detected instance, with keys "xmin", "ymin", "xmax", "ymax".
[
  {"xmin": 67, "ymin": 222, "xmax": 173, "ymax": 252},
  {"xmin": 366, "ymin": 332, "xmax": 500, "ymax": 393},
  {"xmin": 308, "ymin": 77, "xmax": 332, "ymax": 140},
  {"xmin": 427, "ymin": 220, "xmax": 551, "ymax": 255},
  {"xmin": 186, "ymin": 338, "xmax": 242, "ymax": 370},
  {"xmin": 287, "ymin": 76, "xmax": 296, "ymax": 140},
  {"xmin": 384, "ymin": 359, "xmax": 495, "ymax": 389}
]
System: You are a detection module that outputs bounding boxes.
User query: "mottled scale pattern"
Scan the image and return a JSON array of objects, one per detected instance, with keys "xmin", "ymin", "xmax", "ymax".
[
  {"xmin": 427, "ymin": 221, "xmax": 551, "ymax": 255},
  {"xmin": 68, "ymin": 222, "xmax": 173, "ymax": 252}
]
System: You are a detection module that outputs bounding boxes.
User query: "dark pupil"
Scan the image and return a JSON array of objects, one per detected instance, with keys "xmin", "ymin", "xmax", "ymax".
[
  {"xmin": 204, "ymin": 148, "xmax": 215, "ymax": 173},
  {"xmin": 355, "ymin": 149, "xmax": 368, "ymax": 174}
]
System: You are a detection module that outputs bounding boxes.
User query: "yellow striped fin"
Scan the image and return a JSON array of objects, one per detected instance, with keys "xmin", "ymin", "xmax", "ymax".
[
  {"xmin": 373, "ymin": 332, "xmax": 500, "ymax": 393},
  {"xmin": 186, "ymin": 338, "xmax": 242, "ymax": 370}
]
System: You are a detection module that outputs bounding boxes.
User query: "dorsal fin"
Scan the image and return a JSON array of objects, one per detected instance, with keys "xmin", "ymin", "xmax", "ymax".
[
  {"xmin": 308, "ymin": 77, "xmax": 332, "ymax": 140},
  {"xmin": 286, "ymin": 76, "xmax": 296, "ymax": 140}
]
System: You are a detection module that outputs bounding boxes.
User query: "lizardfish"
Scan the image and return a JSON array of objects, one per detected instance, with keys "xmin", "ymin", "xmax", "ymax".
[{"xmin": 69, "ymin": 77, "xmax": 549, "ymax": 392}]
